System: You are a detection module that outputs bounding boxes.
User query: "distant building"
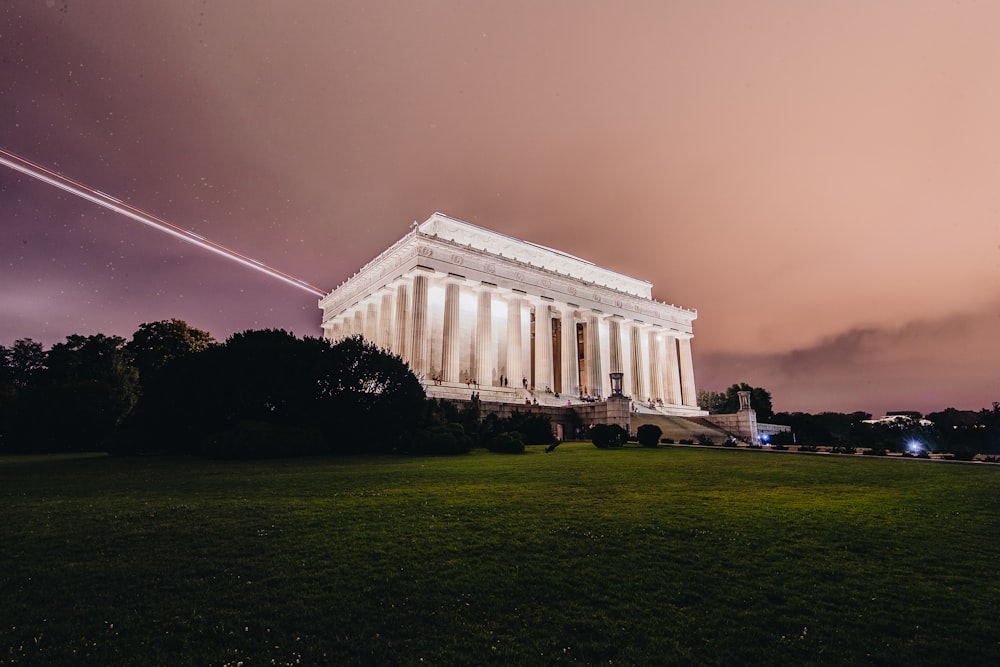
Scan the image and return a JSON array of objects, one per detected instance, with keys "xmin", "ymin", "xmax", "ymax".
[
  {"xmin": 319, "ymin": 213, "xmax": 704, "ymax": 416},
  {"xmin": 863, "ymin": 414, "xmax": 934, "ymax": 427}
]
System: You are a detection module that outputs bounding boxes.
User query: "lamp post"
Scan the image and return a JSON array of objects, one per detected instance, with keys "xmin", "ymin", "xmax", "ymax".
[{"xmin": 609, "ymin": 372, "xmax": 624, "ymax": 397}]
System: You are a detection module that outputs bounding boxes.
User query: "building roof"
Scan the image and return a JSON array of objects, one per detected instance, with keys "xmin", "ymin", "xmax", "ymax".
[{"xmin": 419, "ymin": 213, "xmax": 653, "ymax": 298}]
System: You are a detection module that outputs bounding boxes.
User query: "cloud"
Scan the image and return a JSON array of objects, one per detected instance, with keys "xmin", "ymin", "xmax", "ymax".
[{"xmin": 697, "ymin": 297, "xmax": 1000, "ymax": 416}]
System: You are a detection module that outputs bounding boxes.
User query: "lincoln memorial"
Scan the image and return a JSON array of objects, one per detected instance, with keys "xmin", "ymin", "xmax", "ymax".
[{"xmin": 319, "ymin": 213, "xmax": 704, "ymax": 417}]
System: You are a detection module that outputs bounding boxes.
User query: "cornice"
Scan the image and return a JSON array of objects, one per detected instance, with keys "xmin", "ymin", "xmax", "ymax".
[{"xmin": 322, "ymin": 230, "xmax": 697, "ymax": 333}]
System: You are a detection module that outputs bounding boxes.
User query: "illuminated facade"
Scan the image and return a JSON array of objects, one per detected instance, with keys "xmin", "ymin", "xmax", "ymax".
[{"xmin": 319, "ymin": 213, "xmax": 703, "ymax": 415}]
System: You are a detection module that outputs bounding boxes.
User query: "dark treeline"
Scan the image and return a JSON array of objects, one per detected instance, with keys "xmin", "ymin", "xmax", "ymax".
[
  {"xmin": 701, "ymin": 381, "xmax": 999, "ymax": 457},
  {"xmin": 769, "ymin": 408, "xmax": 1000, "ymax": 458},
  {"xmin": 0, "ymin": 320, "xmax": 552, "ymax": 458}
]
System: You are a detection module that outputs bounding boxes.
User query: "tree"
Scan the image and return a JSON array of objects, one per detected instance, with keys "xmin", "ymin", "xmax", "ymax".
[
  {"xmin": 718, "ymin": 383, "xmax": 774, "ymax": 422},
  {"xmin": 126, "ymin": 319, "xmax": 216, "ymax": 378},
  {"xmin": 6, "ymin": 339, "xmax": 46, "ymax": 390},
  {"xmin": 770, "ymin": 411, "xmax": 871, "ymax": 446},
  {"xmin": 321, "ymin": 335, "xmax": 427, "ymax": 452},
  {"xmin": 126, "ymin": 331, "xmax": 427, "ymax": 457},
  {"xmin": 128, "ymin": 329, "xmax": 330, "ymax": 454},
  {"xmin": 981, "ymin": 402, "xmax": 1000, "ymax": 453},
  {"xmin": 33, "ymin": 334, "xmax": 139, "ymax": 451},
  {"xmin": 697, "ymin": 389, "xmax": 727, "ymax": 414}
]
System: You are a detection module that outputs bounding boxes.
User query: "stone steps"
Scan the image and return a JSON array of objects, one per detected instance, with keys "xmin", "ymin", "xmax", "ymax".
[{"xmin": 629, "ymin": 413, "xmax": 729, "ymax": 443}]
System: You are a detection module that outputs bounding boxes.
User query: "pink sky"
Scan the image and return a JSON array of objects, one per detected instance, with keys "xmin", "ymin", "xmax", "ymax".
[{"xmin": 2, "ymin": 1, "xmax": 998, "ymax": 416}]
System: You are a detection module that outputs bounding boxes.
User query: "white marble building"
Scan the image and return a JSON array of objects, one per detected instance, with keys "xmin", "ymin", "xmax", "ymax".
[{"xmin": 319, "ymin": 213, "xmax": 704, "ymax": 416}]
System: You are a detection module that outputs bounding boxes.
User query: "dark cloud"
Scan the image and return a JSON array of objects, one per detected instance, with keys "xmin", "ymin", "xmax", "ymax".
[{"xmin": 698, "ymin": 298, "xmax": 1000, "ymax": 415}]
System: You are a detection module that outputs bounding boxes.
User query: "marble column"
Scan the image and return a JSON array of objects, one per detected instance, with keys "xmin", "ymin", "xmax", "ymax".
[
  {"xmin": 378, "ymin": 292, "xmax": 394, "ymax": 350},
  {"xmin": 394, "ymin": 283, "xmax": 409, "ymax": 362},
  {"xmin": 678, "ymin": 335, "xmax": 697, "ymax": 407},
  {"xmin": 534, "ymin": 302, "xmax": 553, "ymax": 392},
  {"xmin": 364, "ymin": 302, "xmax": 379, "ymax": 342},
  {"xmin": 585, "ymin": 313, "xmax": 602, "ymax": 397},
  {"xmin": 475, "ymin": 286, "xmax": 494, "ymax": 386},
  {"xmin": 506, "ymin": 295, "xmax": 523, "ymax": 390},
  {"xmin": 609, "ymin": 317, "xmax": 623, "ymax": 375},
  {"xmin": 408, "ymin": 274, "xmax": 429, "ymax": 376},
  {"xmin": 352, "ymin": 310, "xmax": 364, "ymax": 340},
  {"xmin": 648, "ymin": 331, "xmax": 664, "ymax": 403},
  {"xmin": 441, "ymin": 280, "xmax": 461, "ymax": 383},
  {"xmin": 560, "ymin": 309, "xmax": 578, "ymax": 396},
  {"xmin": 630, "ymin": 324, "xmax": 646, "ymax": 401},
  {"xmin": 665, "ymin": 334, "xmax": 683, "ymax": 406}
]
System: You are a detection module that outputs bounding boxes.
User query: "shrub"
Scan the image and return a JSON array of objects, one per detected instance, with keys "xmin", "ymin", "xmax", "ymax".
[
  {"xmin": 497, "ymin": 410, "xmax": 555, "ymax": 445},
  {"xmin": 404, "ymin": 423, "xmax": 472, "ymax": 455},
  {"xmin": 661, "ymin": 437, "xmax": 674, "ymax": 444},
  {"xmin": 679, "ymin": 438, "xmax": 694, "ymax": 445},
  {"xmin": 636, "ymin": 424, "xmax": 662, "ymax": 447},
  {"xmin": 591, "ymin": 424, "xmax": 627, "ymax": 449},
  {"xmin": 487, "ymin": 431, "xmax": 525, "ymax": 454},
  {"xmin": 770, "ymin": 431, "xmax": 796, "ymax": 446},
  {"xmin": 798, "ymin": 444, "xmax": 820, "ymax": 453},
  {"xmin": 697, "ymin": 433, "xmax": 715, "ymax": 446}
]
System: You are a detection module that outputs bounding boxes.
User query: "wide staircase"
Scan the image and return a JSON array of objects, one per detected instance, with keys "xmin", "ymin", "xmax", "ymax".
[
  {"xmin": 629, "ymin": 411, "xmax": 729, "ymax": 443},
  {"xmin": 424, "ymin": 380, "xmax": 529, "ymax": 404}
]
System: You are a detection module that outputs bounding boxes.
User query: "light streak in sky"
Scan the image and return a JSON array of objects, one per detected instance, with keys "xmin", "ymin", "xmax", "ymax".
[{"xmin": 0, "ymin": 147, "xmax": 328, "ymax": 298}]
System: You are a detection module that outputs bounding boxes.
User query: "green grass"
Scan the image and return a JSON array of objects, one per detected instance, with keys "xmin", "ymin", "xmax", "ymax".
[{"xmin": 1, "ymin": 445, "xmax": 998, "ymax": 665}]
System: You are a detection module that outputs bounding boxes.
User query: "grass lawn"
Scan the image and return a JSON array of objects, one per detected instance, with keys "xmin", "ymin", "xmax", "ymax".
[{"xmin": 1, "ymin": 444, "xmax": 998, "ymax": 666}]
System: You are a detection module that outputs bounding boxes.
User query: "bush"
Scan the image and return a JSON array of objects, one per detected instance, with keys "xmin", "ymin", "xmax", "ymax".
[
  {"xmin": 696, "ymin": 433, "xmax": 715, "ymax": 446},
  {"xmin": 770, "ymin": 431, "xmax": 796, "ymax": 446},
  {"xmin": 505, "ymin": 411, "xmax": 555, "ymax": 445},
  {"xmin": 636, "ymin": 424, "xmax": 662, "ymax": 447},
  {"xmin": 661, "ymin": 437, "xmax": 674, "ymax": 444},
  {"xmin": 404, "ymin": 423, "xmax": 472, "ymax": 455},
  {"xmin": 679, "ymin": 438, "xmax": 694, "ymax": 445},
  {"xmin": 487, "ymin": 431, "xmax": 525, "ymax": 454},
  {"xmin": 590, "ymin": 424, "xmax": 627, "ymax": 449}
]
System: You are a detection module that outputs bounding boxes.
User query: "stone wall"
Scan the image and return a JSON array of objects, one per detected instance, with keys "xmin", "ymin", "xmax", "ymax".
[
  {"xmin": 703, "ymin": 413, "xmax": 791, "ymax": 443},
  {"xmin": 475, "ymin": 396, "xmax": 633, "ymax": 441}
]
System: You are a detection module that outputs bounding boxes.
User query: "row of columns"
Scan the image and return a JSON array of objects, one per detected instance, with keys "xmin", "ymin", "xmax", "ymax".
[{"xmin": 324, "ymin": 274, "xmax": 698, "ymax": 407}]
